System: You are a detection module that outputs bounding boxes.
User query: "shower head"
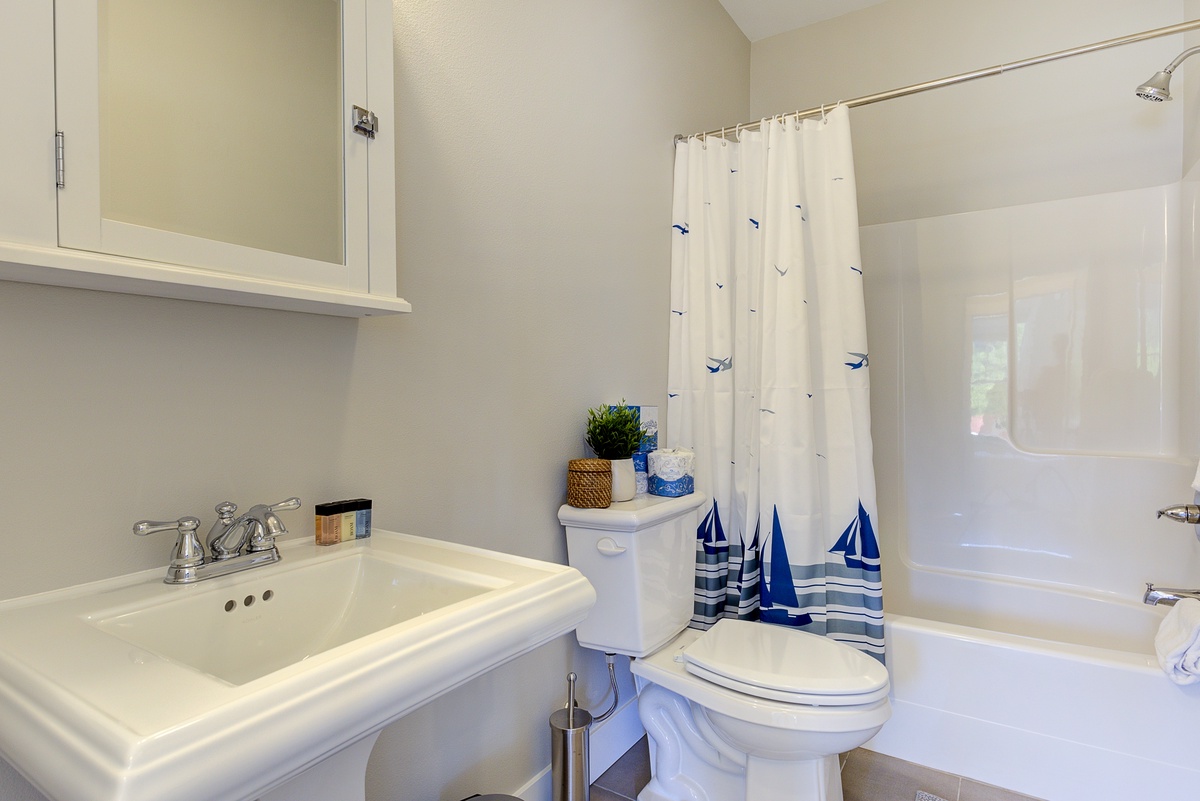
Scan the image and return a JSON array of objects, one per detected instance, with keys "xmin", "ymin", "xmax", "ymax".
[
  {"xmin": 1136, "ymin": 70, "xmax": 1173, "ymax": 101},
  {"xmin": 1137, "ymin": 45, "xmax": 1200, "ymax": 102}
]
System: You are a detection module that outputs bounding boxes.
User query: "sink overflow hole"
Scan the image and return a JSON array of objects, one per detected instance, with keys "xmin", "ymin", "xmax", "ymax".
[
  {"xmin": 243, "ymin": 595, "xmax": 255, "ymax": 607},
  {"xmin": 224, "ymin": 600, "xmax": 236, "ymax": 612},
  {"xmin": 262, "ymin": 589, "xmax": 274, "ymax": 601}
]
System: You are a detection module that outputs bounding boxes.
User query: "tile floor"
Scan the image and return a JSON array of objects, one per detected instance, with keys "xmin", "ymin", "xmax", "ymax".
[
  {"xmin": 589, "ymin": 737, "xmax": 651, "ymax": 801},
  {"xmin": 589, "ymin": 742, "xmax": 1046, "ymax": 801}
]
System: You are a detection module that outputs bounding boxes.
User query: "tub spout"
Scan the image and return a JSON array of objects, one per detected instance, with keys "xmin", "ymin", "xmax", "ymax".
[
  {"xmin": 1144, "ymin": 583, "xmax": 1200, "ymax": 606},
  {"xmin": 1156, "ymin": 505, "xmax": 1200, "ymax": 524}
]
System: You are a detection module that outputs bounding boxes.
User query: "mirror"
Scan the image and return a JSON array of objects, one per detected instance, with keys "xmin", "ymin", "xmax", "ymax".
[{"xmin": 98, "ymin": 0, "xmax": 345, "ymax": 265}]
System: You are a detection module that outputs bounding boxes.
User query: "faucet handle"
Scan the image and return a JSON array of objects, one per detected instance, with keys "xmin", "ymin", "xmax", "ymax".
[
  {"xmin": 133, "ymin": 516, "xmax": 206, "ymax": 571},
  {"xmin": 244, "ymin": 497, "xmax": 302, "ymax": 552},
  {"xmin": 133, "ymin": 516, "xmax": 201, "ymax": 538},
  {"xmin": 266, "ymin": 497, "xmax": 301, "ymax": 513}
]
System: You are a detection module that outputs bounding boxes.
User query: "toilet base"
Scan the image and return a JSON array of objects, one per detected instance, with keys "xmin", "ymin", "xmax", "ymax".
[{"xmin": 635, "ymin": 683, "xmax": 848, "ymax": 801}]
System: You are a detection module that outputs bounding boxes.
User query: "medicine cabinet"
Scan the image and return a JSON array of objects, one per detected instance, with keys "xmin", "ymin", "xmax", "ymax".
[{"xmin": 0, "ymin": 0, "xmax": 409, "ymax": 317}]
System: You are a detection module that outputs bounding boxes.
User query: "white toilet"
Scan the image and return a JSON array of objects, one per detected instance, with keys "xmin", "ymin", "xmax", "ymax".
[{"xmin": 559, "ymin": 492, "xmax": 890, "ymax": 801}]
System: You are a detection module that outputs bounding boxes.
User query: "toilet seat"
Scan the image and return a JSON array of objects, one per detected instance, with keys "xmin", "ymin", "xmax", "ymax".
[
  {"xmin": 681, "ymin": 619, "xmax": 889, "ymax": 706},
  {"xmin": 632, "ymin": 628, "xmax": 891, "ymax": 735}
]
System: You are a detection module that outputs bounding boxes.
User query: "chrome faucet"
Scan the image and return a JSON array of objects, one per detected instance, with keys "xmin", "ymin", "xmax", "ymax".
[
  {"xmin": 1156, "ymin": 505, "xmax": 1200, "ymax": 524},
  {"xmin": 135, "ymin": 497, "xmax": 301, "ymax": 584},
  {"xmin": 1143, "ymin": 583, "xmax": 1200, "ymax": 606}
]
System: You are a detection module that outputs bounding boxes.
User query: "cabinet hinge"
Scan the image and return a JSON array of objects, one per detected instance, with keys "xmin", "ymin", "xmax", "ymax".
[
  {"xmin": 55, "ymin": 131, "xmax": 65, "ymax": 189},
  {"xmin": 351, "ymin": 106, "xmax": 378, "ymax": 139}
]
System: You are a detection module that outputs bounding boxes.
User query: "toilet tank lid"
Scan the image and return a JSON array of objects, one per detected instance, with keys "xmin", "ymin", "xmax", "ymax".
[
  {"xmin": 683, "ymin": 618, "xmax": 888, "ymax": 698},
  {"xmin": 558, "ymin": 493, "xmax": 707, "ymax": 532}
]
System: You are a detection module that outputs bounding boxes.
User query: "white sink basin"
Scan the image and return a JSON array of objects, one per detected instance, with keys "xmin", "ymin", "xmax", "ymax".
[{"xmin": 0, "ymin": 531, "xmax": 595, "ymax": 801}]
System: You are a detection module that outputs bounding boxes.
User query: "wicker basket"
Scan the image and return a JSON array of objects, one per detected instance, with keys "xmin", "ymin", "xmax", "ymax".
[{"xmin": 567, "ymin": 458, "xmax": 612, "ymax": 508}]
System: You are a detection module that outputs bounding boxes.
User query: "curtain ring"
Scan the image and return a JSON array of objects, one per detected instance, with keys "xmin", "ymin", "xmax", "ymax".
[{"xmin": 820, "ymin": 104, "xmax": 827, "ymax": 123}]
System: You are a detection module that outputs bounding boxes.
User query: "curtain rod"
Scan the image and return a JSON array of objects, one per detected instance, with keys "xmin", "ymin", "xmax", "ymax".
[{"xmin": 677, "ymin": 18, "xmax": 1200, "ymax": 141}]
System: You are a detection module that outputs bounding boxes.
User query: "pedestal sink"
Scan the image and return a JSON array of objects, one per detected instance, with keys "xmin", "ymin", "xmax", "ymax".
[{"xmin": 0, "ymin": 531, "xmax": 596, "ymax": 801}]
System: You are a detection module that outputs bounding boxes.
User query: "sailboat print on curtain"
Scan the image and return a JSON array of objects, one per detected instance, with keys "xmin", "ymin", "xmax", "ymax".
[
  {"xmin": 760, "ymin": 502, "xmax": 885, "ymax": 662},
  {"xmin": 759, "ymin": 506, "xmax": 812, "ymax": 626},
  {"xmin": 694, "ymin": 502, "xmax": 761, "ymax": 626},
  {"xmin": 829, "ymin": 502, "xmax": 880, "ymax": 572}
]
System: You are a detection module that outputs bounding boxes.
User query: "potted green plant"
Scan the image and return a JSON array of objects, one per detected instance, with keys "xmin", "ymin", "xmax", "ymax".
[{"xmin": 585, "ymin": 400, "xmax": 647, "ymax": 502}]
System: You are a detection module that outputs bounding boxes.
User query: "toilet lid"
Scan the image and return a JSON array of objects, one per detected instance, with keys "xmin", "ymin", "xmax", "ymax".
[{"xmin": 681, "ymin": 619, "xmax": 889, "ymax": 706}]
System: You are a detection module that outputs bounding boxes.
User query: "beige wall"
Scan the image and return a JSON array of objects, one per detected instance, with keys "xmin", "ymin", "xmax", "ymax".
[
  {"xmin": 750, "ymin": 0, "xmax": 1186, "ymax": 225},
  {"xmin": 0, "ymin": 1, "xmax": 747, "ymax": 799}
]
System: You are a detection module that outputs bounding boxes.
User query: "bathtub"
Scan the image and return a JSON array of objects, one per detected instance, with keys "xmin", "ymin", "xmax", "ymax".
[{"xmin": 863, "ymin": 572, "xmax": 1200, "ymax": 800}]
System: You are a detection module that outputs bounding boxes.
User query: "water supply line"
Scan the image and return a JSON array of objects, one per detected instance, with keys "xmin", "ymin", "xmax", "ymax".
[{"xmin": 591, "ymin": 653, "xmax": 619, "ymax": 723}]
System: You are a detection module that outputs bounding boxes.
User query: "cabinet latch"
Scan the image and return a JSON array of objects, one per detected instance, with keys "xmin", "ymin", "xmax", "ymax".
[
  {"xmin": 352, "ymin": 106, "xmax": 378, "ymax": 139},
  {"xmin": 55, "ymin": 131, "xmax": 65, "ymax": 188}
]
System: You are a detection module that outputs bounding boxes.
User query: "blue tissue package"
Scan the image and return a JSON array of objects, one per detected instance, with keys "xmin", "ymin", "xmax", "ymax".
[
  {"xmin": 637, "ymin": 406, "xmax": 658, "ymax": 453},
  {"xmin": 610, "ymin": 404, "xmax": 659, "ymax": 453},
  {"xmin": 648, "ymin": 474, "xmax": 694, "ymax": 498},
  {"xmin": 632, "ymin": 452, "xmax": 648, "ymax": 494}
]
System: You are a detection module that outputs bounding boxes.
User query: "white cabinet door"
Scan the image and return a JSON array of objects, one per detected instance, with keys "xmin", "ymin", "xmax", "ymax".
[{"xmin": 54, "ymin": 0, "xmax": 374, "ymax": 293}]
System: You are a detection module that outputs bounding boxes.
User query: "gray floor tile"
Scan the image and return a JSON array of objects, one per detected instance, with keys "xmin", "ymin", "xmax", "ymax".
[
  {"xmin": 590, "ymin": 787, "xmax": 635, "ymax": 801},
  {"xmin": 591, "ymin": 736, "xmax": 650, "ymax": 800},
  {"xmin": 841, "ymin": 748, "xmax": 961, "ymax": 801}
]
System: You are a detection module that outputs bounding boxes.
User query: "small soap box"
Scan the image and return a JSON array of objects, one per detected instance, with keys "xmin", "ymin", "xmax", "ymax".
[{"xmin": 315, "ymin": 498, "xmax": 373, "ymax": 545}]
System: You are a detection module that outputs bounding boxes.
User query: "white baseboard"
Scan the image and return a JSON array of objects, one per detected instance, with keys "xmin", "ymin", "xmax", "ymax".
[
  {"xmin": 587, "ymin": 696, "xmax": 643, "ymax": 783},
  {"xmin": 514, "ymin": 765, "xmax": 552, "ymax": 801},
  {"xmin": 513, "ymin": 696, "xmax": 644, "ymax": 801}
]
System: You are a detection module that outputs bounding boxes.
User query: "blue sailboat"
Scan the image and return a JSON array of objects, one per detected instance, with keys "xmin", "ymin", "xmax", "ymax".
[
  {"xmin": 759, "ymin": 506, "xmax": 813, "ymax": 626},
  {"xmin": 698, "ymin": 503, "xmax": 726, "ymax": 552},
  {"xmin": 829, "ymin": 501, "xmax": 880, "ymax": 573}
]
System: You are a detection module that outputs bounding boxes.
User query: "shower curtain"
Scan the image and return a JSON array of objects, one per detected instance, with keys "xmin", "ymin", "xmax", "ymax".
[{"xmin": 666, "ymin": 106, "xmax": 884, "ymax": 661}]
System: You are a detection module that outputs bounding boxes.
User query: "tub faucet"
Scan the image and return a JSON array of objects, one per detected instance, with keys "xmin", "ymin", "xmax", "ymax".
[
  {"xmin": 1143, "ymin": 583, "xmax": 1200, "ymax": 606},
  {"xmin": 1156, "ymin": 505, "xmax": 1200, "ymax": 524}
]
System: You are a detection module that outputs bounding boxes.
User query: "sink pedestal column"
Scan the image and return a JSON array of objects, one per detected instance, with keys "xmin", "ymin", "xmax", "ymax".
[{"xmin": 259, "ymin": 733, "xmax": 381, "ymax": 801}]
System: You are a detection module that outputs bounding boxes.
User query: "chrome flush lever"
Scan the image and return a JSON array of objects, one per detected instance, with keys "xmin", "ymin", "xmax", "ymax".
[{"xmin": 1157, "ymin": 505, "xmax": 1200, "ymax": 524}]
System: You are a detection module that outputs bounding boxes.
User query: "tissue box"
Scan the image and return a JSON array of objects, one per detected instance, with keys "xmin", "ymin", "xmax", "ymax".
[
  {"xmin": 632, "ymin": 452, "xmax": 648, "ymax": 495},
  {"xmin": 648, "ymin": 448, "xmax": 695, "ymax": 497},
  {"xmin": 609, "ymin": 404, "xmax": 658, "ymax": 453},
  {"xmin": 637, "ymin": 406, "xmax": 658, "ymax": 452}
]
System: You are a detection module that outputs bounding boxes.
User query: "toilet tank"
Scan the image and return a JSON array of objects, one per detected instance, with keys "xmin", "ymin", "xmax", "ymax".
[{"xmin": 558, "ymin": 493, "xmax": 706, "ymax": 657}]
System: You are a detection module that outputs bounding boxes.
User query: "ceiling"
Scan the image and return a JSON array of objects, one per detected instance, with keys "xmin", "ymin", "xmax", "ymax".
[{"xmin": 717, "ymin": 0, "xmax": 888, "ymax": 42}]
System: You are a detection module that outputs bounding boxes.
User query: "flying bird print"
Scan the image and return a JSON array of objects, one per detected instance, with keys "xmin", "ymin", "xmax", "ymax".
[{"xmin": 706, "ymin": 356, "xmax": 732, "ymax": 373}]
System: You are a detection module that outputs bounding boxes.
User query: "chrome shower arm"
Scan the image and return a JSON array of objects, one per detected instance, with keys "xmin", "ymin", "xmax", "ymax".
[{"xmin": 1165, "ymin": 45, "xmax": 1200, "ymax": 73}]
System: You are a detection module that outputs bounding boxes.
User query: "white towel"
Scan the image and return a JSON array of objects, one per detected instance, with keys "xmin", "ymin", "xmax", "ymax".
[{"xmin": 1155, "ymin": 598, "xmax": 1200, "ymax": 684}]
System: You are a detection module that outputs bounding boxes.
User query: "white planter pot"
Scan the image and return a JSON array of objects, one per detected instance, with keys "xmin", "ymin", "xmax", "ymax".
[{"xmin": 610, "ymin": 458, "xmax": 637, "ymax": 502}]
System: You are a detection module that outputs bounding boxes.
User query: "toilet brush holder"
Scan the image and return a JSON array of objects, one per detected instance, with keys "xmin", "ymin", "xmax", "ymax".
[{"xmin": 549, "ymin": 673, "xmax": 591, "ymax": 801}]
